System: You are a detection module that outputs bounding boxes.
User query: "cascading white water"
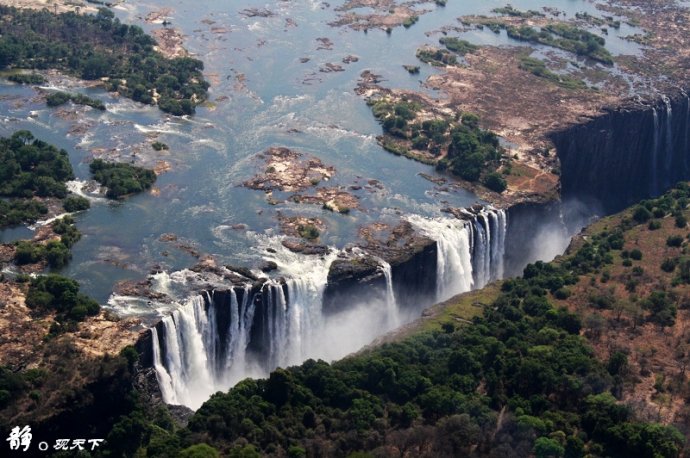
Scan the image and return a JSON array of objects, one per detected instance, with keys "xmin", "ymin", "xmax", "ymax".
[
  {"xmin": 685, "ymin": 95, "xmax": 690, "ymax": 173},
  {"xmin": 150, "ymin": 326, "xmax": 176, "ymax": 403},
  {"xmin": 407, "ymin": 207, "xmax": 507, "ymax": 302},
  {"xmin": 152, "ymin": 287, "xmax": 257, "ymax": 409},
  {"xmin": 488, "ymin": 209, "xmax": 507, "ymax": 281},
  {"xmin": 152, "ymin": 209, "xmax": 507, "ymax": 409},
  {"xmin": 663, "ymin": 95, "xmax": 673, "ymax": 179},
  {"xmin": 407, "ymin": 214, "xmax": 473, "ymax": 301},
  {"xmin": 651, "ymin": 107, "xmax": 659, "ymax": 195},
  {"xmin": 378, "ymin": 259, "xmax": 398, "ymax": 328},
  {"xmin": 155, "ymin": 295, "xmax": 214, "ymax": 409}
]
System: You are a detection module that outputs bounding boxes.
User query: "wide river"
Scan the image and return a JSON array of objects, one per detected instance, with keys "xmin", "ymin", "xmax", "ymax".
[{"xmin": 0, "ymin": 0, "xmax": 641, "ymax": 334}]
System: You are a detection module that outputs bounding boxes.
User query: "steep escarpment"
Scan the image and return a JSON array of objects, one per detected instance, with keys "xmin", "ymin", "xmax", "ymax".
[{"xmin": 553, "ymin": 93, "xmax": 690, "ymax": 213}]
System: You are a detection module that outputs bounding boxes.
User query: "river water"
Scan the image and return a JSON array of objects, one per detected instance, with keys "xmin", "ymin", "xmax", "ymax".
[{"xmin": 0, "ymin": 0, "xmax": 645, "ymax": 403}]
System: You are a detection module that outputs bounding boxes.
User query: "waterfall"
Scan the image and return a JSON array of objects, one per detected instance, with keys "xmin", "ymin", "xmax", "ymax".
[
  {"xmin": 378, "ymin": 259, "xmax": 398, "ymax": 327},
  {"xmin": 407, "ymin": 215, "xmax": 473, "ymax": 300},
  {"xmin": 651, "ymin": 107, "xmax": 659, "ymax": 195},
  {"xmin": 154, "ymin": 295, "xmax": 214, "ymax": 409},
  {"xmin": 407, "ymin": 207, "xmax": 507, "ymax": 302},
  {"xmin": 223, "ymin": 286, "xmax": 254, "ymax": 380},
  {"xmin": 151, "ymin": 287, "xmax": 257, "ymax": 409},
  {"xmin": 663, "ymin": 95, "xmax": 673, "ymax": 182},
  {"xmin": 150, "ymin": 326, "xmax": 177, "ymax": 404},
  {"xmin": 488, "ymin": 209, "xmax": 507, "ymax": 280},
  {"xmin": 470, "ymin": 208, "xmax": 507, "ymax": 289},
  {"xmin": 151, "ymin": 209, "xmax": 507, "ymax": 409},
  {"xmin": 683, "ymin": 94, "xmax": 690, "ymax": 176}
]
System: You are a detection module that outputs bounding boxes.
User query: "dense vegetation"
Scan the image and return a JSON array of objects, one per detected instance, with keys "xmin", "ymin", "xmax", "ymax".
[
  {"xmin": 46, "ymin": 90, "xmax": 106, "ymax": 110},
  {"xmin": 7, "ymin": 72, "xmax": 45, "ymax": 84},
  {"xmin": 506, "ymin": 23, "xmax": 613, "ymax": 65},
  {"xmin": 90, "ymin": 159, "xmax": 156, "ymax": 199},
  {"xmin": 14, "ymin": 216, "xmax": 81, "ymax": 269},
  {"xmin": 0, "ymin": 6, "xmax": 208, "ymax": 115},
  {"xmin": 416, "ymin": 47, "xmax": 457, "ymax": 66},
  {"xmin": 368, "ymin": 97, "xmax": 507, "ymax": 191},
  {"xmin": 437, "ymin": 113, "xmax": 503, "ymax": 183},
  {"xmin": 25, "ymin": 273, "xmax": 100, "ymax": 326},
  {"xmin": 0, "ymin": 199, "xmax": 48, "ymax": 227},
  {"xmin": 0, "ymin": 344, "xmax": 144, "ymax": 456},
  {"xmin": 0, "ymin": 131, "xmax": 95, "ymax": 227},
  {"xmin": 519, "ymin": 56, "xmax": 588, "ymax": 90},
  {"xmin": 491, "ymin": 6, "xmax": 544, "ymax": 18},
  {"xmin": 439, "ymin": 37, "xmax": 479, "ymax": 56},
  {"xmin": 0, "ymin": 131, "xmax": 73, "ymax": 199}
]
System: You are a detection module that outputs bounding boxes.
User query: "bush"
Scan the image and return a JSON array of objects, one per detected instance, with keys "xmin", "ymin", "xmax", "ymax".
[
  {"xmin": 661, "ymin": 258, "xmax": 677, "ymax": 273},
  {"xmin": 633, "ymin": 206, "xmax": 652, "ymax": 223},
  {"xmin": 179, "ymin": 444, "xmax": 220, "ymax": 458},
  {"xmin": 675, "ymin": 215, "xmax": 687, "ymax": 228},
  {"xmin": 62, "ymin": 195, "xmax": 90, "ymax": 212},
  {"xmin": 483, "ymin": 172, "xmax": 507, "ymax": 193},
  {"xmin": 297, "ymin": 224, "xmax": 320, "ymax": 240},
  {"xmin": 648, "ymin": 220, "xmax": 661, "ymax": 230},
  {"xmin": 667, "ymin": 235, "xmax": 684, "ymax": 247},
  {"xmin": 90, "ymin": 159, "xmax": 156, "ymax": 199},
  {"xmin": 7, "ymin": 73, "xmax": 45, "ymax": 84},
  {"xmin": 152, "ymin": 141, "xmax": 169, "ymax": 151},
  {"xmin": 25, "ymin": 274, "xmax": 99, "ymax": 324},
  {"xmin": 0, "ymin": 199, "xmax": 48, "ymax": 228},
  {"xmin": 629, "ymin": 249, "xmax": 642, "ymax": 260},
  {"xmin": 46, "ymin": 91, "xmax": 71, "ymax": 107},
  {"xmin": 14, "ymin": 241, "xmax": 44, "ymax": 265}
]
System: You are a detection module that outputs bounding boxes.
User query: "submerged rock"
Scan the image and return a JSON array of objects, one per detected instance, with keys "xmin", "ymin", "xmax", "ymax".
[{"xmin": 281, "ymin": 239, "xmax": 330, "ymax": 256}]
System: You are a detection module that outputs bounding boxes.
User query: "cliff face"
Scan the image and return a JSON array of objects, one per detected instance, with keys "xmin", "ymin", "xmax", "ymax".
[
  {"xmin": 504, "ymin": 201, "xmax": 564, "ymax": 277},
  {"xmin": 322, "ymin": 257, "xmax": 387, "ymax": 315},
  {"xmin": 322, "ymin": 239, "xmax": 438, "ymax": 314},
  {"xmin": 552, "ymin": 94, "xmax": 690, "ymax": 214}
]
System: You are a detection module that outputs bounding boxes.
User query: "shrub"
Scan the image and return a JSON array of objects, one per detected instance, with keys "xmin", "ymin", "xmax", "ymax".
[
  {"xmin": 297, "ymin": 224, "xmax": 320, "ymax": 240},
  {"xmin": 667, "ymin": 235, "xmax": 684, "ymax": 247},
  {"xmin": 632, "ymin": 206, "xmax": 652, "ymax": 223},
  {"xmin": 152, "ymin": 141, "xmax": 169, "ymax": 151},
  {"xmin": 90, "ymin": 159, "xmax": 156, "ymax": 199},
  {"xmin": 629, "ymin": 249, "xmax": 642, "ymax": 260},
  {"xmin": 25, "ymin": 274, "xmax": 99, "ymax": 324},
  {"xmin": 483, "ymin": 172, "xmax": 507, "ymax": 193},
  {"xmin": 661, "ymin": 258, "xmax": 677, "ymax": 273},
  {"xmin": 648, "ymin": 220, "xmax": 661, "ymax": 230},
  {"xmin": 62, "ymin": 195, "xmax": 90, "ymax": 212}
]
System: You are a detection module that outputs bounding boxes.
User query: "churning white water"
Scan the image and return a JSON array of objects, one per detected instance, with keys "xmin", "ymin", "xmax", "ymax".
[
  {"xmin": 151, "ymin": 208, "xmax": 508, "ymax": 409},
  {"xmin": 406, "ymin": 207, "xmax": 507, "ymax": 302}
]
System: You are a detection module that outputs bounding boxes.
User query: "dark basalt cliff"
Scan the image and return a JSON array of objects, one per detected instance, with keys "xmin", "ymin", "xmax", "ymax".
[
  {"xmin": 552, "ymin": 93, "xmax": 690, "ymax": 214},
  {"xmin": 322, "ymin": 238, "xmax": 438, "ymax": 314}
]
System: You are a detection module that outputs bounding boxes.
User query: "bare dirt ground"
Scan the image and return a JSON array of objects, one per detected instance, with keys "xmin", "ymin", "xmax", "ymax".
[{"xmin": 352, "ymin": 0, "xmax": 690, "ymax": 204}]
